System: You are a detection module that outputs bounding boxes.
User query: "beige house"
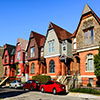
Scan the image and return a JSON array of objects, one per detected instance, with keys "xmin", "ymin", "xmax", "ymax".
[{"xmin": 44, "ymin": 22, "xmax": 72, "ymax": 79}]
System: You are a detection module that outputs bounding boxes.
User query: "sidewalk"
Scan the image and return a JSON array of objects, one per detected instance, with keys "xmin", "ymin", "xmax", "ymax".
[{"xmin": 68, "ymin": 92, "xmax": 100, "ymax": 99}]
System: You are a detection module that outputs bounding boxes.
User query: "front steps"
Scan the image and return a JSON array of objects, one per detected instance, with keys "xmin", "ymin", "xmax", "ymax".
[{"xmin": 57, "ymin": 75, "xmax": 78, "ymax": 92}]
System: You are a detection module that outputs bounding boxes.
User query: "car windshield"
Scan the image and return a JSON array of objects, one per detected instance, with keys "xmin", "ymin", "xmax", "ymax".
[{"xmin": 12, "ymin": 80, "xmax": 21, "ymax": 83}]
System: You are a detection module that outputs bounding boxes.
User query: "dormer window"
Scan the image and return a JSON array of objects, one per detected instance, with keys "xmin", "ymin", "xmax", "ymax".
[
  {"xmin": 5, "ymin": 55, "xmax": 7, "ymax": 63},
  {"xmin": 30, "ymin": 47, "xmax": 35, "ymax": 57},
  {"xmin": 17, "ymin": 51, "xmax": 20, "ymax": 60},
  {"xmin": 73, "ymin": 38, "xmax": 76, "ymax": 49},
  {"xmin": 49, "ymin": 40, "xmax": 54, "ymax": 53},
  {"xmin": 84, "ymin": 28, "xmax": 94, "ymax": 45}
]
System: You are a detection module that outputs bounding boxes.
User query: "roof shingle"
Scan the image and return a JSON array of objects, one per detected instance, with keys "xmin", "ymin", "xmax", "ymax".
[
  {"xmin": 17, "ymin": 38, "xmax": 28, "ymax": 51},
  {"xmin": 31, "ymin": 31, "xmax": 45, "ymax": 48},
  {"xmin": 49, "ymin": 22, "xmax": 72, "ymax": 41}
]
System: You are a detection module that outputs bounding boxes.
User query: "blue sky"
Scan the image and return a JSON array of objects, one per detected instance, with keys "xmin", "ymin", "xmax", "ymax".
[{"xmin": 0, "ymin": 0, "xmax": 100, "ymax": 46}]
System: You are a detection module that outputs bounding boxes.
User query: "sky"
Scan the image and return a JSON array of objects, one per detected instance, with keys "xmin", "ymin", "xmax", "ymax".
[{"xmin": 0, "ymin": 0, "xmax": 100, "ymax": 46}]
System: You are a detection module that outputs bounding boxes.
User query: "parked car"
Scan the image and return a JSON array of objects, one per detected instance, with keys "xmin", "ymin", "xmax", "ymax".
[
  {"xmin": 9, "ymin": 80, "xmax": 23, "ymax": 89},
  {"xmin": 23, "ymin": 80, "xmax": 40, "ymax": 91},
  {"xmin": 40, "ymin": 81, "xmax": 66, "ymax": 94}
]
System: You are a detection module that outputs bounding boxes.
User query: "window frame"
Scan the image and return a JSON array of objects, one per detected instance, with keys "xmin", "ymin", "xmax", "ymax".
[
  {"xmin": 5, "ymin": 55, "xmax": 7, "ymax": 63},
  {"xmin": 84, "ymin": 28, "xmax": 94, "ymax": 45},
  {"xmin": 17, "ymin": 51, "xmax": 21, "ymax": 60},
  {"xmin": 31, "ymin": 63, "xmax": 35, "ymax": 74},
  {"xmin": 5, "ymin": 67, "xmax": 7, "ymax": 75},
  {"xmin": 49, "ymin": 60, "xmax": 55, "ymax": 73},
  {"xmin": 48, "ymin": 40, "xmax": 54, "ymax": 53},
  {"xmin": 62, "ymin": 41, "xmax": 66, "ymax": 51},
  {"xmin": 85, "ymin": 54, "xmax": 94, "ymax": 72},
  {"xmin": 30, "ymin": 47, "xmax": 35, "ymax": 58},
  {"xmin": 73, "ymin": 38, "xmax": 76, "ymax": 49}
]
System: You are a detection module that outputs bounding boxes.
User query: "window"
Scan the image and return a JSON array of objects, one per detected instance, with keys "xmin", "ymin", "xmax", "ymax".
[
  {"xmin": 45, "ymin": 81, "xmax": 54, "ymax": 85},
  {"xmin": 49, "ymin": 60, "xmax": 55, "ymax": 73},
  {"xmin": 5, "ymin": 55, "xmax": 7, "ymax": 63},
  {"xmin": 5, "ymin": 67, "xmax": 7, "ymax": 75},
  {"xmin": 85, "ymin": 54, "xmax": 94, "ymax": 71},
  {"xmin": 89, "ymin": 78, "xmax": 94, "ymax": 86},
  {"xmin": 30, "ymin": 47, "xmax": 35, "ymax": 57},
  {"xmin": 73, "ymin": 38, "xmax": 76, "ymax": 49},
  {"xmin": 11, "ymin": 56, "xmax": 13, "ymax": 62},
  {"xmin": 84, "ymin": 29, "xmax": 94, "ymax": 45},
  {"xmin": 17, "ymin": 51, "xmax": 20, "ymax": 60},
  {"xmin": 49, "ymin": 40, "xmax": 54, "ymax": 53},
  {"xmin": 31, "ymin": 63, "xmax": 35, "ymax": 74},
  {"xmin": 62, "ymin": 41, "xmax": 66, "ymax": 51},
  {"xmin": 17, "ymin": 68, "xmax": 21, "ymax": 75}
]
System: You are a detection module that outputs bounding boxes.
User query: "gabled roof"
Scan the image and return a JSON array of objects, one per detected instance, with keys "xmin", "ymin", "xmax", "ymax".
[
  {"xmin": 17, "ymin": 38, "xmax": 28, "ymax": 51},
  {"xmin": 48, "ymin": 22, "xmax": 72, "ymax": 42},
  {"xmin": 6, "ymin": 44, "xmax": 16, "ymax": 56},
  {"xmin": 30, "ymin": 31, "xmax": 45, "ymax": 48},
  {"xmin": 72, "ymin": 4, "xmax": 100, "ymax": 38},
  {"xmin": 2, "ymin": 44, "xmax": 16, "ymax": 58}
]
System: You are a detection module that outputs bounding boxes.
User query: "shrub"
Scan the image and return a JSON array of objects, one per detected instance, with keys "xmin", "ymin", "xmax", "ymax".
[
  {"xmin": 32, "ymin": 75, "xmax": 51, "ymax": 84},
  {"xmin": 70, "ymin": 88, "xmax": 100, "ymax": 95},
  {"xmin": 87, "ymin": 83, "xmax": 92, "ymax": 87}
]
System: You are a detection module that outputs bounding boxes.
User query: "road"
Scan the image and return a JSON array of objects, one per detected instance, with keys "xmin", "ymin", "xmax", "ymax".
[
  {"xmin": 0, "ymin": 87, "xmax": 27, "ymax": 98},
  {"xmin": 0, "ymin": 87, "xmax": 100, "ymax": 100}
]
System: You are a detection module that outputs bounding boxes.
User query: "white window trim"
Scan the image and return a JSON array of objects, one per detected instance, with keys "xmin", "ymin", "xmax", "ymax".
[
  {"xmin": 73, "ymin": 38, "xmax": 76, "ymax": 49},
  {"xmin": 85, "ymin": 54, "xmax": 94, "ymax": 72},
  {"xmin": 48, "ymin": 40, "xmax": 54, "ymax": 53}
]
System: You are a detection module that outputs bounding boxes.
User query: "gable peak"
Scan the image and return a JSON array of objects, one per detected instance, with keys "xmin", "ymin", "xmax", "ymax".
[
  {"xmin": 48, "ymin": 22, "xmax": 53, "ymax": 29},
  {"xmin": 82, "ymin": 4, "xmax": 92, "ymax": 15}
]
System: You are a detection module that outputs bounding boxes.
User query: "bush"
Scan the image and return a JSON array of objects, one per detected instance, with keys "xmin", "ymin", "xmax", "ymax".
[
  {"xmin": 32, "ymin": 75, "xmax": 51, "ymax": 84},
  {"xmin": 70, "ymin": 88, "xmax": 100, "ymax": 95},
  {"xmin": 87, "ymin": 83, "xmax": 92, "ymax": 87}
]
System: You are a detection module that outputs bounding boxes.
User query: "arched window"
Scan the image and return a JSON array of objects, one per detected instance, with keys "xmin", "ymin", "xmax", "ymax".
[
  {"xmin": 49, "ymin": 60, "xmax": 55, "ymax": 73},
  {"xmin": 31, "ymin": 63, "xmax": 35, "ymax": 74},
  {"xmin": 85, "ymin": 54, "xmax": 94, "ymax": 71},
  {"xmin": 5, "ymin": 67, "xmax": 7, "ymax": 75}
]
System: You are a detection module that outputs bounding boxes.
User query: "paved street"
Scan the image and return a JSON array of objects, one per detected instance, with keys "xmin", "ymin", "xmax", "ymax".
[
  {"xmin": 0, "ymin": 87, "xmax": 28, "ymax": 98},
  {"xmin": 0, "ymin": 87, "xmax": 100, "ymax": 100}
]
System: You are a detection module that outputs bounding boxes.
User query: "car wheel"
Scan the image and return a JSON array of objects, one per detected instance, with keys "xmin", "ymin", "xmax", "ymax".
[
  {"xmin": 23, "ymin": 86, "xmax": 26, "ymax": 91},
  {"xmin": 30, "ymin": 86, "xmax": 34, "ymax": 91},
  {"xmin": 9, "ymin": 85, "xmax": 11, "ymax": 88},
  {"xmin": 41, "ymin": 87, "xmax": 44, "ymax": 93},
  {"xmin": 53, "ymin": 88, "xmax": 57, "ymax": 95},
  {"xmin": 15, "ymin": 85, "xmax": 17, "ymax": 89}
]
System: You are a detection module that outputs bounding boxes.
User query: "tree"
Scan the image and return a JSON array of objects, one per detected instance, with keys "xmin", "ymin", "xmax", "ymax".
[{"xmin": 94, "ymin": 46, "xmax": 100, "ymax": 86}]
